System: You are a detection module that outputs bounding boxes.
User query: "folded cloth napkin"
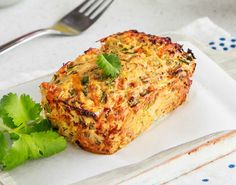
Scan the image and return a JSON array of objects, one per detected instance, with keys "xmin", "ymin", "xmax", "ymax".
[{"xmin": 166, "ymin": 17, "xmax": 236, "ymax": 80}]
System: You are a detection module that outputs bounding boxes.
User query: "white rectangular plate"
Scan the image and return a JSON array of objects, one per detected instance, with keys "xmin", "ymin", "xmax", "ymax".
[{"xmin": 0, "ymin": 41, "xmax": 236, "ymax": 185}]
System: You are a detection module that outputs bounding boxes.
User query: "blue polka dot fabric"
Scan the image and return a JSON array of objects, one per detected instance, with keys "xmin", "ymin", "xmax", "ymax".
[
  {"xmin": 200, "ymin": 163, "xmax": 236, "ymax": 184},
  {"xmin": 202, "ymin": 178, "xmax": 209, "ymax": 182},
  {"xmin": 209, "ymin": 37, "xmax": 236, "ymax": 52}
]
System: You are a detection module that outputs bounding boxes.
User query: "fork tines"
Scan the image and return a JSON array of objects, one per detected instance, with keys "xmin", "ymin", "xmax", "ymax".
[{"xmin": 77, "ymin": 0, "xmax": 114, "ymax": 20}]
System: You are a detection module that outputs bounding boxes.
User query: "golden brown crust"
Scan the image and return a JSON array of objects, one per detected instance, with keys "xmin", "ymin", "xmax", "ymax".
[{"xmin": 40, "ymin": 30, "xmax": 196, "ymax": 154}]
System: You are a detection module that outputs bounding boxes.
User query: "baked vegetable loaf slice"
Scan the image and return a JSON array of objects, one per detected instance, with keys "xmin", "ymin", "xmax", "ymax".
[{"xmin": 40, "ymin": 30, "xmax": 196, "ymax": 154}]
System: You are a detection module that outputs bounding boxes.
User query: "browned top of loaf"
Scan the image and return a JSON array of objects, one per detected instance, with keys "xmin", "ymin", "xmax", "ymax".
[{"xmin": 40, "ymin": 30, "xmax": 196, "ymax": 122}]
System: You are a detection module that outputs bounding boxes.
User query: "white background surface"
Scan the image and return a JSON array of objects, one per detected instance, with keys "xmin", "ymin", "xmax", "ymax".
[
  {"xmin": 0, "ymin": 42, "xmax": 236, "ymax": 185},
  {"xmin": 0, "ymin": 0, "xmax": 236, "ymax": 89}
]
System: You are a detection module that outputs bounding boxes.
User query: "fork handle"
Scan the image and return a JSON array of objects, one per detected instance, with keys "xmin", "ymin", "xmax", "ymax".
[{"xmin": 0, "ymin": 28, "xmax": 61, "ymax": 56}]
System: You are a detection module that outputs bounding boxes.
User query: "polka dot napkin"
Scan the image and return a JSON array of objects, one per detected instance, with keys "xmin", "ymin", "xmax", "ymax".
[
  {"xmin": 177, "ymin": 17, "xmax": 236, "ymax": 53},
  {"xmin": 209, "ymin": 37, "xmax": 236, "ymax": 52},
  {"xmin": 174, "ymin": 17, "xmax": 236, "ymax": 80}
]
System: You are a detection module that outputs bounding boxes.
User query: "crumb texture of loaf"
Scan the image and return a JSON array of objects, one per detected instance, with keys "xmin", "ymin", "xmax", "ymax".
[{"xmin": 40, "ymin": 30, "xmax": 196, "ymax": 154}]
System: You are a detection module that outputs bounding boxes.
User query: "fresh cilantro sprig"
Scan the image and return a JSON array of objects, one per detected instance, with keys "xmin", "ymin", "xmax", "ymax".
[
  {"xmin": 96, "ymin": 53, "xmax": 121, "ymax": 78},
  {"xmin": 0, "ymin": 93, "xmax": 66, "ymax": 170}
]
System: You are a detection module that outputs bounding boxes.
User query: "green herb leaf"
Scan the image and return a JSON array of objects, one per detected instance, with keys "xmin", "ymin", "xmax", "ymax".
[
  {"xmin": 0, "ymin": 93, "xmax": 42, "ymax": 127},
  {"xmin": 96, "ymin": 54, "xmax": 121, "ymax": 78},
  {"xmin": 2, "ymin": 136, "xmax": 29, "ymax": 170},
  {"xmin": 0, "ymin": 131, "xmax": 8, "ymax": 162},
  {"xmin": 0, "ymin": 93, "xmax": 66, "ymax": 170},
  {"xmin": 100, "ymin": 91, "xmax": 107, "ymax": 104},
  {"xmin": 0, "ymin": 108, "xmax": 15, "ymax": 129},
  {"xmin": 28, "ymin": 131, "xmax": 66, "ymax": 158},
  {"xmin": 81, "ymin": 76, "xmax": 89, "ymax": 85},
  {"xmin": 2, "ymin": 131, "xmax": 66, "ymax": 170},
  {"xmin": 9, "ymin": 133, "xmax": 20, "ymax": 140},
  {"xmin": 19, "ymin": 119, "xmax": 52, "ymax": 134}
]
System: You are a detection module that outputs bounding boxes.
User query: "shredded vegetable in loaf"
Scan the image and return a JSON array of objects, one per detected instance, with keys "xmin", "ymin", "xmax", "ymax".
[{"xmin": 40, "ymin": 30, "xmax": 196, "ymax": 154}]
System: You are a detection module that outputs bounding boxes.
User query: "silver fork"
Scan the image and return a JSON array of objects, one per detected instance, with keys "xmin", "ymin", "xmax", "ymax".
[{"xmin": 0, "ymin": 0, "xmax": 113, "ymax": 56}]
